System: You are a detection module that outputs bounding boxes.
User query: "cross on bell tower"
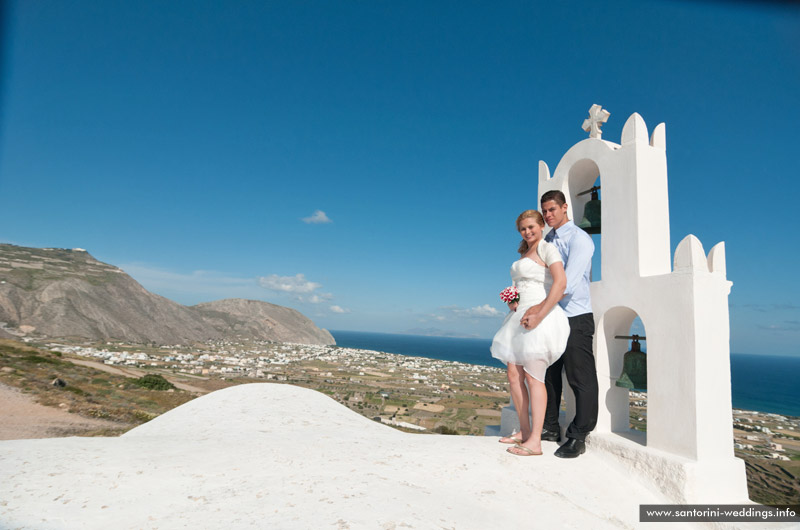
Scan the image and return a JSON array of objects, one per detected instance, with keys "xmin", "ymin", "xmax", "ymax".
[{"xmin": 582, "ymin": 104, "xmax": 611, "ymax": 139}]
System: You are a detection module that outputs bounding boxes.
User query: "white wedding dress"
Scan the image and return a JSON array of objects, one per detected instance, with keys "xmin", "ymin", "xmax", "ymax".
[{"xmin": 490, "ymin": 241, "xmax": 570, "ymax": 382}]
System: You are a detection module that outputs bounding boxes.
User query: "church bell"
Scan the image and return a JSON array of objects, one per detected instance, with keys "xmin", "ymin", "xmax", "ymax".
[
  {"xmin": 577, "ymin": 186, "xmax": 601, "ymax": 234},
  {"xmin": 615, "ymin": 334, "xmax": 647, "ymax": 392}
]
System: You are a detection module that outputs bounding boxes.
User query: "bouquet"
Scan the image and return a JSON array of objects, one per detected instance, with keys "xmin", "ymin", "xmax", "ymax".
[{"xmin": 499, "ymin": 286, "xmax": 520, "ymax": 304}]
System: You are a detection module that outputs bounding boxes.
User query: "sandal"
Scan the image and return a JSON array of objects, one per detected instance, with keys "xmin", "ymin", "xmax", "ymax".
[
  {"xmin": 498, "ymin": 435, "xmax": 523, "ymax": 445},
  {"xmin": 507, "ymin": 444, "xmax": 543, "ymax": 456}
]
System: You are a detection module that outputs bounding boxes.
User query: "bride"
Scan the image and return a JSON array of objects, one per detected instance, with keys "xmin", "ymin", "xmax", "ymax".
[{"xmin": 490, "ymin": 210, "xmax": 569, "ymax": 456}]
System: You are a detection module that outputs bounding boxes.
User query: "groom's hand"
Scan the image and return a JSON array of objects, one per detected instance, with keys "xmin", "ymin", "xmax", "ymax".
[{"xmin": 520, "ymin": 302, "xmax": 544, "ymax": 329}]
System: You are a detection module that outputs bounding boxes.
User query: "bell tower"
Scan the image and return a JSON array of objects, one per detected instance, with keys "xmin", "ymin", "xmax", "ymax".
[{"xmin": 536, "ymin": 106, "xmax": 748, "ymax": 504}]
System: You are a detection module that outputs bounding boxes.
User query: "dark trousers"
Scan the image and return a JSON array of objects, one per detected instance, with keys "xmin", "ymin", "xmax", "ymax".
[{"xmin": 543, "ymin": 313, "xmax": 598, "ymax": 441}]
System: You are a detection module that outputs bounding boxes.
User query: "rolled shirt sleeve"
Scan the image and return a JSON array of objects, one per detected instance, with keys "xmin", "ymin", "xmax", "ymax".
[{"xmin": 562, "ymin": 232, "xmax": 593, "ymax": 297}]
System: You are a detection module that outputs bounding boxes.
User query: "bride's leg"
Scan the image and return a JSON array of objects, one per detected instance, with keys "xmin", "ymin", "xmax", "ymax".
[
  {"xmin": 506, "ymin": 364, "xmax": 531, "ymax": 441},
  {"xmin": 516, "ymin": 371, "xmax": 546, "ymax": 453}
]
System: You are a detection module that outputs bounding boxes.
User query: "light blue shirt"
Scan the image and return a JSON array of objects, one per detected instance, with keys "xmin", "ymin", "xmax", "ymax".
[{"xmin": 544, "ymin": 220, "xmax": 594, "ymax": 317}]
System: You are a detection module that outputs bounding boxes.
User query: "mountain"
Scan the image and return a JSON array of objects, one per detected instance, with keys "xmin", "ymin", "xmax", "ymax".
[
  {"xmin": 0, "ymin": 244, "xmax": 334, "ymax": 346},
  {"xmin": 193, "ymin": 299, "xmax": 334, "ymax": 345}
]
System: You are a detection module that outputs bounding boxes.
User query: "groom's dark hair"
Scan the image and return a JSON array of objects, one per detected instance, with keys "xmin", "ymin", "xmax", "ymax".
[{"xmin": 541, "ymin": 190, "xmax": 567, "ymax": 206}]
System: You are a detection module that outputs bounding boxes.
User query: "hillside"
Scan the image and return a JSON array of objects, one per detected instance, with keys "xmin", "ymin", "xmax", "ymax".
[
  {"xmin": 0, "ymin": 244, "xmax": 334, "ymax": 345},
  {"xmin": 194, "ymin": 298, "xmax": 334, "ymax": 345}
]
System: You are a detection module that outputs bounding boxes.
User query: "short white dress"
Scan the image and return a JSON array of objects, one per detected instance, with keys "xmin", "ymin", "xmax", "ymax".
[{"xmin": 490, "ymin": 240, "xmax": 570, "ymax": 382}]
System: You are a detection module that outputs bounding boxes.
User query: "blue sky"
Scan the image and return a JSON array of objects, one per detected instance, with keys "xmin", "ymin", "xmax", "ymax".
[{"xmin": 1, "ymin": 1, "xmax": 799, "ymax": 355}]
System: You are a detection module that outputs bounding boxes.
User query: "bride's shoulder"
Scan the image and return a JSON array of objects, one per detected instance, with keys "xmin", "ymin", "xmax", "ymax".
[
  {"xmin": 541, "ymin": 239, "xmax": 559, "ymax": 249},
  {"xmin": 537, "ymin": 240, "xmax": 555, "ymax": 254},
  {"xmin": 537, "ymin": 240, "xmax": 563, "ymax": 264}
]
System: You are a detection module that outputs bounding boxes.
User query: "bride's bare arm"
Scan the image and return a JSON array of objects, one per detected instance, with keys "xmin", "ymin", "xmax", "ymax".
[{"xmin": 520, "ymin": 262, "xmax": 566, "ymax": 330}]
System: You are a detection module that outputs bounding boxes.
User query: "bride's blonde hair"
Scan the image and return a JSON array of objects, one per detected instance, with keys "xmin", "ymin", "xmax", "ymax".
[{"xmin": 516, "ymin": 209, "xmax": 545, "ymax": 256}]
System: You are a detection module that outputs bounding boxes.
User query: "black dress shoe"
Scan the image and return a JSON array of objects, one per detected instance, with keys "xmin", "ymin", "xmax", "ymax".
[
  {"xmin": 554, "ymin": 438, "xmax": 586, "ymax": 458},
  {"xmin": 541, "ymin": 428, "xmax": 560, "ymax": 442}
]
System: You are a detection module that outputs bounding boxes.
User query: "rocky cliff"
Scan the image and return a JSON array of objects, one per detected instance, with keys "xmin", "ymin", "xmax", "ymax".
[{"xmin": 0, "ymin": 244, "xmax": 334, "ymax": 345}]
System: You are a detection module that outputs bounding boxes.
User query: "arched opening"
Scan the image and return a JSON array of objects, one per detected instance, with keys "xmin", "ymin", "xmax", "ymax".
[
  {"xmin": 600, "ymin": 306, "xmax": 648, "ymax": 446},
  {"xmin": 566, "ymin": 160, "xmax": 602, "ymax": 281},
  {"xmin": 626, "ymin": 316, "xmax": 647, "ymax": 434}
]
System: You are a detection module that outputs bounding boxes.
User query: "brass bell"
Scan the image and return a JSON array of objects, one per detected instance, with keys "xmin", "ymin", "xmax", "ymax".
[
  {"xmin": 577, "ymin": 186, "xmax": 601, "ymax": 234},
  {"xmin": 615, "ymin": 334, "xmax": 647, "ymax": 391}
]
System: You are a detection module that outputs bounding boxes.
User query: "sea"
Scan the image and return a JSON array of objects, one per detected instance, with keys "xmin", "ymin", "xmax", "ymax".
[{"xmin": 330, "ymin": 330, "xmax": 800, "ymax": 418}]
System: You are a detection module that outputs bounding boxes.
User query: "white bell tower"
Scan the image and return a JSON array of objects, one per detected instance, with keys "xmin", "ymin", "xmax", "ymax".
[{"xmin": 535, "ymin": 106, "xmax": 748, "ymax": 504}]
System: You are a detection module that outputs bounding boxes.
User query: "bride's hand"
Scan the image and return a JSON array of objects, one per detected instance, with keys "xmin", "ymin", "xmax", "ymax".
[{"xmin": 508, "ymin": 301, "xmax": 519, "ymax": 312}]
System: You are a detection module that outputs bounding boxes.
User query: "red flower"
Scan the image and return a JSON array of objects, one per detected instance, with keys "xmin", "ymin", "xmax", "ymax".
[{"xmin": 499, "ymin": 286, "xmax": 520, "ymax": 303}]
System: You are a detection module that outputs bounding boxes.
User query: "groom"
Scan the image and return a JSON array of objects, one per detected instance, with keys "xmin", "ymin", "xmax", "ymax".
[{"xmin": 521, "ymin": 190, "xmax": 597, "ymax": 458}]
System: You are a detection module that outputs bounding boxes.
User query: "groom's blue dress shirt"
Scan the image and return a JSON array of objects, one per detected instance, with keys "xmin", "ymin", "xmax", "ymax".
[{"xmin": 544, "ymin": 220, "xmax": 594, "ymax": 317}]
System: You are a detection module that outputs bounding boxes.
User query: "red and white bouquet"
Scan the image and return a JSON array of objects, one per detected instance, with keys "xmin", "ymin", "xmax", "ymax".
[{"xmin": 499, "ymin": 286, "xmax": 520, "ymax": 304}]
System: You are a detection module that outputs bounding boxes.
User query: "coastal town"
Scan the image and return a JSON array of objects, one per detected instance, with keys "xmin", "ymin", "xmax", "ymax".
[
  {"xmin": 47, "ymin": 339, "xmax": 800, "ymax": 453},
  {"xmin": 46, "ymin": 338, "xmax": 510, "ymax": 436}
]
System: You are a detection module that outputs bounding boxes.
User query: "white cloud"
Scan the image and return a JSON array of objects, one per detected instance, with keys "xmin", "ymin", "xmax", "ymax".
[
  {"xmin": 306, "ymin": 293, "xmax": 333, "ymax": 304},
  {"xmin": 743, "ymin": 303, "xmax": 800, "ymax": 312},
  {"xmin": 258, "ymin": 274, "xmax": 339, "ymax": 305},
  {"xmin": 258, "ymin": 274, "xmax": 321, "ymax": 294},
  {"xmin": 115, "ymin": 264, "xmax": 341, "ymax": 310},
  {"xmin": 449, "ymin": 304, "xmax": 503, "ymax": 318},
  {"xmin": 419, "ymin": 313, "xmax": 449, "ymax": 322},
  {"xmin": 421, "ymin": 305, "xmax": 503, "ymax": 324},
  {"xmin": 302, "ymin": 210, "xmax": 332, "ymax": 224},
  {"xmin": 330, "ymin": 305, "xmax": 351, "ymax": 314},
  {"xmin": 757, "ymin": 321, "xmax": 800, "ymax": 332}
]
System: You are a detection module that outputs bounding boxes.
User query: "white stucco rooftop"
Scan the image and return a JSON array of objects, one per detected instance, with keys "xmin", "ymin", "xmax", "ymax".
[{"xmin": 0, "ymin": 383, "xmax": 777, "ymax": 529}]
